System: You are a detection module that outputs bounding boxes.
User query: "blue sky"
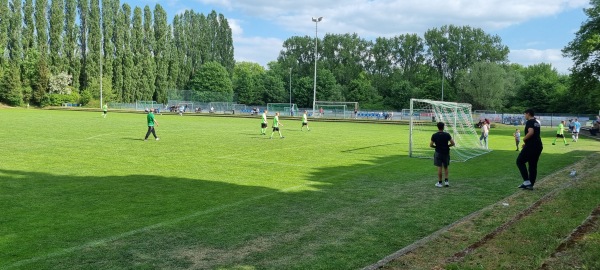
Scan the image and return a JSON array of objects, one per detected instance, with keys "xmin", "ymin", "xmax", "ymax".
[{"xmin": 127, "ymin": 0, "xmax": 590, "ymax": 74}]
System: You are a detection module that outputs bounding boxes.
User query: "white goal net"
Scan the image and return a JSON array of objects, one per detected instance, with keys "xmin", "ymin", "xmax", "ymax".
[
  {"xmin": 315, "ymin": 101, "xmax": 358, "ymax": 119},
  {"xmin": 409, "ymin": 99, "xmax": 490, "ymax": 162}
]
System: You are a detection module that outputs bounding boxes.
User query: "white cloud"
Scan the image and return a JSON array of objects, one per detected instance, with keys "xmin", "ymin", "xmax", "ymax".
[
  {"xmin": 193, "ymin": 0, "xmax": 588, "ymax": 38},
  {"xmin": 234, "ymin": 37, "xmax": 284, "ymax": 66},
  {"xmin": 228, "ymin": 19, "xmax": 244, "ymax": 36},
  {"xmin": 192, "ymin": 0, "xmax": 587, "ymax": 70},
  {"xmin": 509, "ymin": 49, "xmax": 573, "ymax": 74}
]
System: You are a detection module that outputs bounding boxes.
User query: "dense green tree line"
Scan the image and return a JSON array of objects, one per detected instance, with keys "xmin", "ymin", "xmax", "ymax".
[
  {"xmin": 234, "ymin": 23, "xmax": 593, "ymax": 113},
  {"xmin": 0, "ymin": 0, "xmax": 596, "ymax": 114},
  {"xmin": 0, "ymin": 0, "xmax": 234, "ymax": 106}
]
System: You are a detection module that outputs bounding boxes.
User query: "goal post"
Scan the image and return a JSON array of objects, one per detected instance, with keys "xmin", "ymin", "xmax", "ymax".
[
  {"xmin": 409, "ymin": 99, "xmax": 491, "ymax": 162},
  {"xmin": 315, "ymin": 101, "xmax": 359, "ymax": 119}
]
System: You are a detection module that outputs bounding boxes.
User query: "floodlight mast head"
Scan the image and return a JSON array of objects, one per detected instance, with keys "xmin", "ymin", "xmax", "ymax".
[{"xmin": 312, "ymin": 17, "xmax": 323, "ymax": 22}]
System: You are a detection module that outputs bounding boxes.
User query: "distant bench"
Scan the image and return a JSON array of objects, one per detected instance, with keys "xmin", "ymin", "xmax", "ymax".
[{"xmin": 62, "ymin": 103, "xmax": 80, "ymax": 107}]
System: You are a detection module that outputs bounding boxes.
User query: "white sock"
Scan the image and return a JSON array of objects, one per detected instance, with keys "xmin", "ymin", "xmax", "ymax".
[{"xmin": 523, "ymin": 180, "xmax": 531, "ymax": 186}]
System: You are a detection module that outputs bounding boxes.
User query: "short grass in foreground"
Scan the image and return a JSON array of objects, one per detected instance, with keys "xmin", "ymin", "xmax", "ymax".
[{"xmin": 0, "ymin": 109, "xmax": 597, "ymax": 269}]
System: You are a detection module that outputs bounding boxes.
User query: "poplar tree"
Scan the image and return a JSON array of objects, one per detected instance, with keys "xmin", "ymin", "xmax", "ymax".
[
  {"xmin": 22, "ymin": 0, "xmax": 34, "ymax": 50},
  {"xmin": 131, "ymin": 6, "xmax": 144, "ymax": 100},
  {"xmin": 48, "ymin": 0, "xmax": 64, "ymax": 73},
  {"xmin": 101, "ymin": 0, "xmax": 114, "ymax": 84},
  {"xmin": 8, "ymin": 0, "xmax": 22, "ymax": 62},
  {"xmin": 217, "ymin": 14, "xmax": 234, "ymax": 75},
  {"xmin": 121, "ymin": 4, "xmax": 134, "ymax": 102},
  {"xmin": 65, "ymin": 0, "xmax": 80, "ymax": 90},
  {"xmin": 33, "ymin": 0, "xmax": 50, "ymax": 104},
  {"xmin": 87, "ymin": 0, "xmax": 101, "ymax": 91},
  {"xmin": 78, "ymin": 0, "xmax": 89, "ymax": 89},
  {"xmin": 142, "ymin": 5, "xmax": 155, "ymax": 99},
  {"xmin": 34, "ymin": 0, "xmax": 48, "ymax": 56},
  {"xmin": 112, "ymin": 0, "xmax": 123, "ymax": 101},
  {"xmin": 0, "ymin": 0, "xmax": 8, "ymax": 67},
  {"xmin": 153, "ymin": 4, "xmax": 168, "ymax": 102}
]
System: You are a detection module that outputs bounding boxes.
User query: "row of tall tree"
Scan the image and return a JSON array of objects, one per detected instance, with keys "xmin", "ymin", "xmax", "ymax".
[{"xmin": 0, "ymin": 0, "xmax": 234, "ymax": 106}]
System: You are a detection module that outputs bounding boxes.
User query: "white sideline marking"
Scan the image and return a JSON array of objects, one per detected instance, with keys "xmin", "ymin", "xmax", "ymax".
[
  {"xmin": 85, "ymin": 133, "xmax": 115, "ymax": 140},
  {"xmin": 6, "ymin": 158, "xmax": 400, "ymax": 269}
]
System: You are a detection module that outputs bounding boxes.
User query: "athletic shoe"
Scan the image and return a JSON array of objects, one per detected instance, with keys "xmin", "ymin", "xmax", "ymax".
[
  {"xmin": 144, "ymin": 139, "xmax": 148, "ymax": 141},
  {"xmin": 435, "ymin": 182, "xmax": 443, "ymax": 188},
  {"xmin": 155, "ymin": 138, "xmax": 160, "ymax": 141},
  {"xmin": 444, "ymin": 181, "xmax": 450, "ymax": 187},
  {"xmin": 518, "ymin": 184, "xmax": 533, "ymax": 190},
  {"xmin": 552, "ymin": 143, "xmax": 556, "ymax": 145}
]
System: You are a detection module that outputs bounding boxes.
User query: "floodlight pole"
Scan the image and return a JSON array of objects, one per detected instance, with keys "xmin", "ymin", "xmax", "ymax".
[
  {"xmin": 100, "ymin": 49, "xmax": 103, "ymax": 108},
  {"xmin": 98, "ymin": 5, "xmax": 104, "ymax": 109},
  {"xmin": 312, "ymin": 16, "xmax": 322, "ymax": 116},
  {"xmin": 289, "ymin": 67, "xmax": 292, "ymax": 115}
]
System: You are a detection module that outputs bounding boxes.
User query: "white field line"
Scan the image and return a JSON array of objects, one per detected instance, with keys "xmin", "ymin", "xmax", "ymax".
[{"xmin": 6, "ymin": 157, "xmax": 401, "ymax": 269}]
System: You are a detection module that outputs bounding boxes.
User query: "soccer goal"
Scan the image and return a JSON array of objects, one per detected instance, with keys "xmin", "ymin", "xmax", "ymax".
[
  {"xmin": 409, "ymin": 99, "xmax": 491, "ymax": 162},
  {"xmin": 136, "ymin": 100, "xmax": 160, "ymax": 111},
  {"xmin": 267, "ymin": 103, "xmax": 298, "ymax": 116},
  {"xmin": 315, "ymin": 101, "xmax": 359, "ymax": 119}
]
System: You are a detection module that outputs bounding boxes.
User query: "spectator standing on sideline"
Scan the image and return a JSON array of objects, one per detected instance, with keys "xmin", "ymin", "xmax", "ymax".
[
  {"xmin": 479, "ymin": 119, "xmax": 489, "ymax": 149},
  {"xmin": 517, "ymin": 109, "xmax": 543, "ymax": 190}
]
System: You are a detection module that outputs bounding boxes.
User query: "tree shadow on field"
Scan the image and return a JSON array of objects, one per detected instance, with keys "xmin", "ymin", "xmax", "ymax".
[{"xmin": 1, "ymin": 148, "xmax": 597, "ymax": 270}]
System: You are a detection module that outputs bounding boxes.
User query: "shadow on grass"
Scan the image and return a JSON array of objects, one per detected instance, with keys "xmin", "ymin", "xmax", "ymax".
[{"xmin": 1, "ymin": 148, "xmax": 597, "ymax": 270}]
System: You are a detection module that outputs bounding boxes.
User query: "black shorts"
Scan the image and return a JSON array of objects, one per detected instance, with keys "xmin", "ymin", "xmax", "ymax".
[
  {"xmin": 302, "ymin": 122, "xmax": 308, "ymax": 126},
  {"xmin": 103, "ymin": 111, "xmax": 107, "ymax": 114},
  {"xmin": 272, "ymin": 127, "xmax": 280, "ymax": 132},
  {"xmin": 261, "ymin": 123, "xmax": 267, "ymax": 128},
  {"xmin": 434, "ymin": 152, "xmax": 450, "ymax": 167},
  {"xmin": 556, "ymin": 134, "xmax": 564, "ymax": 138}
]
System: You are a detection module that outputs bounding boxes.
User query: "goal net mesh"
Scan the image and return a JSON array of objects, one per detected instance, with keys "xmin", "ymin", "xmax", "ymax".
[
  {"xmin": 267, "ymin": 103, "xmax": 298, "ymax": 116},
  {"xmin": 315, "ymin": 101, "xmax": 358, "ymax": 119},
  {"xmin": 409, "ymin": 99, "xmax": 490, "ymax": 162}
]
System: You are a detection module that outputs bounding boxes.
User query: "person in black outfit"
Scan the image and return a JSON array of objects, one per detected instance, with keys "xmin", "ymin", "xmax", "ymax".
[
  {"xmin": 430, "ymin": 122, "xmax": 456, "ymax": 187},
  {"xmin": 517, "ymin": 109, "xmax": 543, "ymax": 190}
]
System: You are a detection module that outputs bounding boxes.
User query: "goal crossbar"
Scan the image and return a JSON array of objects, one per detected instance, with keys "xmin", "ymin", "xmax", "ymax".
[{"xmin": 409, "ymin": 99, "xmax": 490, "ymax": 162}]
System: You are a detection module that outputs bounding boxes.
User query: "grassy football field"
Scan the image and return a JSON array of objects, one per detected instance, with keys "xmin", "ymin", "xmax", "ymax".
[{"xmin": 0, "ymin": 108, "xmax": 598, "ymax": 269}]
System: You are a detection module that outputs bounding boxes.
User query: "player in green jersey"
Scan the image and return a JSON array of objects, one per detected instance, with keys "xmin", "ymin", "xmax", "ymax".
[
  {"xmin": 260, "ymin": 110, "xmax": 268, "ymax": 135},
  {"xmin": 102, "ymin": 103, "xmax": 108, "ymax": 118},
  {"xmin": 144, "ymin": 108, "xmax": 160, "ymax": 141},
  {"xmin": 270, "ymin": 112, "xmax": 284, "ymax": 139},
  {"xmin": 552, "ymin": 120, "xmax": 568, "ymax": 146},
  {"xmin": 301, "ymin": 110, "xmax": 310, "ymax": 131}
]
